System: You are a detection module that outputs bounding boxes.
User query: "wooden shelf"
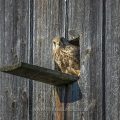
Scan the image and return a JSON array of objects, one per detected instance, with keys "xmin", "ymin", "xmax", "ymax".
[{"xmin": 0, "ymin": 62, "xmax": 78, "ymax": 86}]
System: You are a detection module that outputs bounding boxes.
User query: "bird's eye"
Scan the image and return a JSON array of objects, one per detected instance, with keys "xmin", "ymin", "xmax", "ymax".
[{"xmin": 53, "ymin": 41, "xmax": 56, "ymax": 44}]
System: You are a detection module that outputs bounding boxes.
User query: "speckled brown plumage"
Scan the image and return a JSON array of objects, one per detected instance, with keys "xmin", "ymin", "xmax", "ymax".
[{"xmin": 52, "ymin": 36, "xmax": 80, "ymax": 76}]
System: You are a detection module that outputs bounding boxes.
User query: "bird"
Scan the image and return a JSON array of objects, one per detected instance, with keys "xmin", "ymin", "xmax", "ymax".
[{"xmin": 52, "ymin": 36, "xmax": 80, "ymax": 76}]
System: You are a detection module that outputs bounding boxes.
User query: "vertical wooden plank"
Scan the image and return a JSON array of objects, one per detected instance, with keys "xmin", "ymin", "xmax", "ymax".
[
  {"xmin": 66, "ymin": 0, "xmax": 103, "ymax": 120},
  {"xmin": 105, "ymin": 0, "xmax": 120, "ymax": 120},
  {"xmin": 0, "ymin": 0, "xmax": 30, "ymax": 119},
  {"xmin": 0, "ymin": 0, "xmax": 5, "ymax": 118},
  {"xmin": 33, "ymin": 0, "xmax": 65, "ymax": 120}
]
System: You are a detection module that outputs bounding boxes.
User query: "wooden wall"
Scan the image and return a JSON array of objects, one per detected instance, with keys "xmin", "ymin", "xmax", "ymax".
[
  {"xmin": 0, "ymin": 0, "xmax": 30, "ymax": 120},
  {"xmin": 105, "ymin": 0, "xmax": 120, "ymax": 120},
  {"xmin": 0, "ymin": 0, "xmax": 120, "ymax": 120}
]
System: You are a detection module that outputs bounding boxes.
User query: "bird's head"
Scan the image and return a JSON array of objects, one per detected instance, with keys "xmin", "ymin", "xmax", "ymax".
[
  {"xmin": 52, "ymin": 36, "xmax": 68, "ymax": 50},
  {"xmin": 52, "ymin": 36, "xmax": 62, "ymax": 50}
]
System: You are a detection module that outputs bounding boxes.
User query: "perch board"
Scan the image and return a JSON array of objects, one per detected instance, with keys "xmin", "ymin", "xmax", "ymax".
[{"xmin": 0, "ymin": 62, "xmax": 78, "ymax": 86}]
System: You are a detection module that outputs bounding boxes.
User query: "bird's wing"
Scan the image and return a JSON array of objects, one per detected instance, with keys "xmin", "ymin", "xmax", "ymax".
[
  {"xmin": 60, "ymin": 44, "xmax": 80, "ymax": 61},
  {"xmin": 53, "ymin": 43, "xmax": 80, "ymax": 76}
]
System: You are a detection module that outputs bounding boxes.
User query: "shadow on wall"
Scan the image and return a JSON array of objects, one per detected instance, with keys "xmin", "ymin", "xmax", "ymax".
[{"xmin": 56, "ymin": 81, "xmax": 82, "ymax": 103}]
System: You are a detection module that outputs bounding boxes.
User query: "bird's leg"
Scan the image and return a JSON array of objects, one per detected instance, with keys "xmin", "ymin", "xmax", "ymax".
[
  {"xmin": 72, "ymin": 69, "xmax": 80, "ymax": 76},
  {"xmin": 66, "ymin": 67, "xmax": 80, "ymax": 76},
  {"xmin": 64, "ymin": 69, "xmax": 69, "ymax": 74}
]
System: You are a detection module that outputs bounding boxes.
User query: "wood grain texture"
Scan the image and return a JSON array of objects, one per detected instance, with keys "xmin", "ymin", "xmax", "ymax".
[
  {"xmin": 1, "ymin": 0, "xmax": 119, "ymax": 119},
  {"xmin": 0, "ymin": 62, "xmax": 78, "ymax": 86},
  {"xmin": 0, "ymin": 0, "xmax": 29, "ymax": 119},
  {"xmin": 32, "ymin": 0, "xmax": 66, "ymax": 119},
  {"xmin": 66, "ymin": 0, "xmax": 103, "ymax": 119},
  {"xmin": 105, "ymin": 0, "xmax": 120, "ymax": 120}
]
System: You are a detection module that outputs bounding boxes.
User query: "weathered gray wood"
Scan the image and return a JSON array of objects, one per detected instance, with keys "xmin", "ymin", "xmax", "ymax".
[
  {"xmin": 0, "ymin": 0, "xmax": 29, "ymax": 120},
  {"xmin": 1, "ymin": 0, "xmax": 119, "ymax": 119},
  {"xmin": 0, "ymin": 62, "xmax": 78, "ymax": 86},
  {"xmin": 32, "ymin": 0, "xmax": 66, "ymax": 120},
  {"xmin": 105, "ymin": 0, "xmax": 120, "ymax": 120},
  {"xmin": 65, "ymin": 0, "xmax": 103, "ymax": 120}
]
